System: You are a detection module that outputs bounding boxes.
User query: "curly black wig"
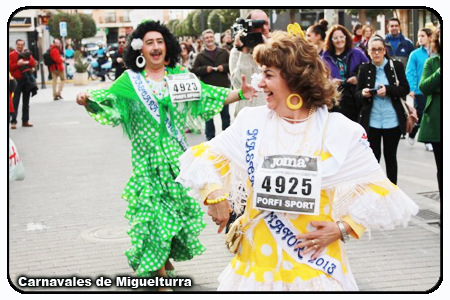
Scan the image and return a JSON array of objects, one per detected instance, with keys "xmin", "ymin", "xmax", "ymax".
[{"xmin": 124, "ymin": 20, "xmax": 181, "ymax": 72}]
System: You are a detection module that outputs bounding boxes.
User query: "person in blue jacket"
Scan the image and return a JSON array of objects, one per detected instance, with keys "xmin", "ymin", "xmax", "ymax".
[
  {"xmin": 405, "ymin": 28, "xmax": 434, "ymax": 150},
  {"xmin": 385, "ymin": 17, "xmax": 415, "ymax": 68}
]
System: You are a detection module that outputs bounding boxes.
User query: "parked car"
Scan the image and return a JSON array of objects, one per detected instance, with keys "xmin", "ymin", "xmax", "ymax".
[{"xmin": 83, "ymin": 42, "xmax": 99, "ymax": 56}]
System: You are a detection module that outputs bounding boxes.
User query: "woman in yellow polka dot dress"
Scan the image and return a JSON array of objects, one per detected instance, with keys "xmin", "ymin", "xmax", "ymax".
[
  {"xmin": 76, "ymin": 20, "xmax": 255, "ymax": 284},
  {"xmin": 177, "ymin": 29, "xmax": 418, "ymax": 291}
]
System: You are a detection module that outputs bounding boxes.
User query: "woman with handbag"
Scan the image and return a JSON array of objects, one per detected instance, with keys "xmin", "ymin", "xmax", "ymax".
[
  {"xmin": 357, "ymin": 35, "xmax": 410, "ymax": 184},
  {"xmin": 177, "ymin": 29, "xmax": 418, "ymax": 291}
]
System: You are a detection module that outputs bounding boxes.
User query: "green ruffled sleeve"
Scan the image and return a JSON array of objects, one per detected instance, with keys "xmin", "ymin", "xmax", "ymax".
[
  {"xmin": 84, "ymin": 73, "xmax": 139, "ymax": 139},
  {"xmin": 86, "ymin": 89, "xmax": 123, "ymax": 127},
  {"xmin": 188, "ymin": 82, "xmax": 230, "ymax": 122}
]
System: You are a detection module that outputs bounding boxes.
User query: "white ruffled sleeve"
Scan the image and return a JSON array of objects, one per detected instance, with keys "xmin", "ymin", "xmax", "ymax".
[
  {"xmin": 322, "ymin": 113, "xmax": 419, "ymax": 231},
  {"xmin": 176, "ymin": 108, "xmax": 251, "ymax": 213}
]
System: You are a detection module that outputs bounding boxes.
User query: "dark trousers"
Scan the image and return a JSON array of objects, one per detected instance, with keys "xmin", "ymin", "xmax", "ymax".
[
  {"xmin": 368, "ymin": 126, "xmax": 401, "ymax": 184},
  {"xmin": 97, "ymin": 57, "xmax": 107, "ymax": 80},
  {"xmin": 10, "ymin": 79, "xmax": 31, "ymax": 124},
  {"xmin": 205, "ymin": 105, "xmax": 230, "ymax": 141},
  {"xmin": 431, "ymin": 142, "xmax": 442, "ymax": 200},
  {"xmin": 409, "ymin": 94, "xmax": 426, "ymax": 139}
]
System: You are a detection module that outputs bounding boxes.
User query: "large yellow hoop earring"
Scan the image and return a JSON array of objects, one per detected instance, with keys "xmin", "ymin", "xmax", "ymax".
[{"xmin": 286, "ymin": 94, "xmax": 303, "ymax": 110}]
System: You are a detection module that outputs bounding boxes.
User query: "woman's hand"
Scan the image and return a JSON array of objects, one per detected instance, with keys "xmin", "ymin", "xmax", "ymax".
[
  {"xmin": 377, "ymin": 85, "xmax": 387, "ymax": 97},
  {"xmin": 346, "ymin": 76, "xmax": 358, "ymax": 85},
  {"xmin": 295, "ymin": 221, "xmax": 342, "ymax": 260},
  {"xmin": 206, "ymin": 189, "xmax": 231, "ymax": 234},
  {"xmin": 76, "ymin": 92, "xmax": 90, "ymax": 107},
  {"xmin": 362, "ymin": 88, "xmax": 372, "ymax": 98}
]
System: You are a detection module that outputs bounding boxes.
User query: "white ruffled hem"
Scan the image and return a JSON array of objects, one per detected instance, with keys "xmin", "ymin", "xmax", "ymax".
[{"xmin": 217, "ymin": 263, "xmax": 347, "ymax": 291}]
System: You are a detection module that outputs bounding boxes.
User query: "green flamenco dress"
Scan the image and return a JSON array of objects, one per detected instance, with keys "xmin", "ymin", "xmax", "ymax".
[{"xmin": 84, "ymin": 65, "xmax": 230, "ymax": 277}]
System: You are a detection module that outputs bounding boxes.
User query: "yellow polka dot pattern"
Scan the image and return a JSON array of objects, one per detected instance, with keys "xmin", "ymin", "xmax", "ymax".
[{"xmin": 232, "ymin": 190, "xmax": 349, "ymax": 284}]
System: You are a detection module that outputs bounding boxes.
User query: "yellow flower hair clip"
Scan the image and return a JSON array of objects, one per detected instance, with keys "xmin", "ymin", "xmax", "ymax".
[{"xmin": 287, "ymin": 22, "xmax": 305, "ymax": 39}]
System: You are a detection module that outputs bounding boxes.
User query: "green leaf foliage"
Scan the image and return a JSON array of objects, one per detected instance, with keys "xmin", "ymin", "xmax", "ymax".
[
  {"xmin": 79, "ymin": 14, "xmax": 97, "ymax": 39},
  {"xmin": 74, "ymin": 50, "xmax": 90, "ymax": 73},
  {"xmin": 48, "ymin": 13, "xmax": 83, "ymax": 40}
]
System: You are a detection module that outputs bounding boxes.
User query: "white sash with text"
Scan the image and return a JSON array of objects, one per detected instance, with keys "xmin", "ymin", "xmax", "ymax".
[
  {"xmin": 263, "ymin": 211, "xmax": 358, "ymax": 291},
  {"xmin": 127, "ymin": 70, "xmax": 189, "ymax": 151}
]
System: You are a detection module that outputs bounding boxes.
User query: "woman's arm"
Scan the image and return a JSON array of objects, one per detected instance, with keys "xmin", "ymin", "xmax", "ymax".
[
  {"xmin": 419, "ymin": 58, "xmax": 440, "ymax": 96},
  {"xmin": 385, "ymin": 60, "xmax": 410, "ymax": 98},
  {"xmin": 356, "ymin": 64, "xmax": 373, "ymax": 100}
]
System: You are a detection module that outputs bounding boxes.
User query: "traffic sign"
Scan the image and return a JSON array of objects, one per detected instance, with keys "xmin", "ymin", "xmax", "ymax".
[{"xmin": 59, "ymin": 22, "xmax": 67, "ymax": 37}]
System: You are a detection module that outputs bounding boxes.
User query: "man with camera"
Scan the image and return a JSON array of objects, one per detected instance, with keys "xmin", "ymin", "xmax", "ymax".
[
  {"xmin": 191, "ymin": 29, "xmax": 231, "ymax": 141},
  {"xmin": 229, "ymin": 9, "xmax": 270, "ymax": 117}
]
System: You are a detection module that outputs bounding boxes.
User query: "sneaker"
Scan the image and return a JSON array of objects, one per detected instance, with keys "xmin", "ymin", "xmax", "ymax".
[
  {"xmin": 425, "ymin": 143, "xmax": 433, "ymax": 151},
  {"xmin": 408, "ymin": 137, "xmax": 415, "ymax": 145}
]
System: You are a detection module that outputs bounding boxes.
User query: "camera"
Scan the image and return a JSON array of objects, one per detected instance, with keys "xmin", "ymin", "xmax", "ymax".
[{"xmin": 232, "ymin": 18, "xmax": 265, "ymax": 49}]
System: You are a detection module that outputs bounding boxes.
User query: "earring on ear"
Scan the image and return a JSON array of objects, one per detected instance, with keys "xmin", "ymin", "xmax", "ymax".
[
  {"xmin": 136, "ymin": 54, "xmax": 146, "ymax": 68},
  {"xmin": 286, "ymin": 94, "xmax": 303, "ymax": 110}
]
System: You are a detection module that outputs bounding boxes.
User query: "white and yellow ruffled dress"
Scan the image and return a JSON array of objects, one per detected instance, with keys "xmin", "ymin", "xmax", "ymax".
[{"xmin": 177, "ymin": 105, "xmax": 418, "ymax": 291}]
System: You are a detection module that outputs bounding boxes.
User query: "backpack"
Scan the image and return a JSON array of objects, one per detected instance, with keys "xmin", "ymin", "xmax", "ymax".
[{"xmin": 43, "ymin": 49, "xmax": 53, "ymax": 66}]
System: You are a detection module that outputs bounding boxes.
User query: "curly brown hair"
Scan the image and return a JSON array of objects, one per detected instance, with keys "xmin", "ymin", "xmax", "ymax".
[{"xmin": 252, "ymin": 30, "xmax": 339, "ymax": 109}]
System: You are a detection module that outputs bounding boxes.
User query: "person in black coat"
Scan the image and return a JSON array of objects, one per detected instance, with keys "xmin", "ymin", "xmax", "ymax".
[
  {"xmin": 191, "ymin": 29, "xmax": 231, "ymax": 141},
  {"xmin": 112, "ymin": 35, "xmax": 127, "ymax": 80},
  {"xmin": 356, "ymin": 35, "xmax": 410, "ymax": 184}
]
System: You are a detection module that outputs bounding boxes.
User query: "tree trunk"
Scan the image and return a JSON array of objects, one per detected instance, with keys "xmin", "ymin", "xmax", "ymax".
[
  {"xmin": 290, "ymin": 9, "xmax": 296, "ymax": 23},
  {"xmin": 359, "ymin": 9, "xmax": 367, "ymax": 25}
]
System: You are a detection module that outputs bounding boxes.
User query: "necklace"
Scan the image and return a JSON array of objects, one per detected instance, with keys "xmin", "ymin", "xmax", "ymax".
[
  {"xmin": 143, "ymin": 68, "xmax": 168, "ymax": 97},
  {"xmin": 279, "ymin": 107, "xmax": 315, "ymax": 123},
  {"xmin": 277, "ymin": 107, "xmax": 315, "ymax": 136},
  {"xmin": 275, "ymin": 107, "xmax": 316, "ymax": 154}
]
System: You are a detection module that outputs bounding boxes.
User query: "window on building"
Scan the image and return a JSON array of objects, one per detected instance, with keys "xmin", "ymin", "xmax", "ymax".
[
  {"xmin": 123, "ymin": 10, "xmax": 131, "ymax": 22},
  {"xmin": 105, "ymin": 10, "xmax": 116, "ymax": 23}
]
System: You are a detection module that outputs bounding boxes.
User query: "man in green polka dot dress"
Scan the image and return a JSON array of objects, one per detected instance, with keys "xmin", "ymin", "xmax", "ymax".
[{"xmin": 76, "ymin": 20, "xmax": 255, "ymax": 286}]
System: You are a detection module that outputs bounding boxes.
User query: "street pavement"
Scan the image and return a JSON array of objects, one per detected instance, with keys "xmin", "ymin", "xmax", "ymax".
[{"xmin": 7, "ymin": 79, "xmax": 443, "ymax": 294}]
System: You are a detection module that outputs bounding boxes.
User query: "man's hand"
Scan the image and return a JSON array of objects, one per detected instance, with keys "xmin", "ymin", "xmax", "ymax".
[
  {"xmin": 76, "ymin": 92, "xmax": 90, "ymax": 107},
  {"xmin": 240, "ymin": 75, "xmax": 257, "ymax": 101},
  {"xmin": 233, "ymin": 33, "xmax": 244, "ymax": 48},
  {"xmin": 217, "ymin": 65, "xmax": 224, "ymax": 72},
  {"xmin": 17, "ymin": 59, "xmax": 27, "ymax": 66},
  {"xmin": 207, "ymin": 66, "xmax": 214, "ymax": 73}
]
